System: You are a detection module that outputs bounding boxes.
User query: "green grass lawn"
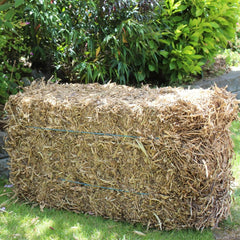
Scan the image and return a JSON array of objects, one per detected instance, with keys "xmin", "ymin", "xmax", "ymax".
[
  {"xmin": 230, "ymin": 117, "xmax": 240, "ymax": 187},
  {"xmin": 219, "ymin": 117, "xmax": 240, "ymax": 229},
  {"xmin": 0, "ymin": 118, "xmax": 239, "ymax": 240}
]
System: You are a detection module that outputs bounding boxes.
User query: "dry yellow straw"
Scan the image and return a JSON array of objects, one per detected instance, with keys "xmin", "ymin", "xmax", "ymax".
[{"xmin": 4, "ymin": 82, "xmax": 239, "ymax": 230}]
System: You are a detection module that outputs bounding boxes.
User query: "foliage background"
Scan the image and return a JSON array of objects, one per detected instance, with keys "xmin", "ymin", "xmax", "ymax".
[{"xmin": 0, "ymin": 0, "xmax": 239, "ymax": 104}]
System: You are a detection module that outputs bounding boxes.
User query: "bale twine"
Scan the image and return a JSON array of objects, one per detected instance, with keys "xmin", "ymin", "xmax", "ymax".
[{"xmin": 4, "ymin": 82, "xmax": 239, "ymax": 230}]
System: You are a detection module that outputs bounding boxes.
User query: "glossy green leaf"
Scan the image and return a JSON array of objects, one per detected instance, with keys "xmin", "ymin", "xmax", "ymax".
[
  {"xmin": 192, "ymin": 55, "xmax": 203, "ymax": 60},
  {"xmin": 189, "ymin": 18, "xmax": 202, "ymax": 27},
  {"xmin": 4, "ymin": 21, "xmax": 13, "ymax": 29},
  {"xmin": 210, "ymin": 22, "xmax": 220, "ymax": 29},
  {"xmin": 149, "ymin": 40, "xmax": 157, "ymax": 49},
  {"xmin": 182, "ymin": 46, "xmax": 194, "ymax": 55},
  {"xmin": 178, "ymin": 72, "xmax": 183, "ymax": 80},
  {"xmin": 0, "ymin": 3, "xmax": 13, "ymax": 11},
  {"xmin": 148, "ymin": 64, "xmax": 155, "ymax": 72},
  {"xmin": 15, "ymin": 0, "xmax": 24, "ymax": 8},
  {"xmin": 195, "ymin": 8, "xmax": 203, "ymax": 17},
  {"xmin": 169, "ymin": 61, "xmax": 176, "ymax": 70},
  {"xmin": 4, "ymin": 9, "xmax": 15, "ymax": 21},
  {"xmin": 159, "ymin": 50, "xmax": 169, "ymax": 58}
]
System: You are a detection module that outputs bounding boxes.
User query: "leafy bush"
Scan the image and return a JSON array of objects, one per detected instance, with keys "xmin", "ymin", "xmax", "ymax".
[
  {"xmin": 158, "ymin": 0, "xmax": 239, "ymax": 84},
  {"xmin": 227, "ymin": 20, "xmax": 240, "ymax": 54},
  {"xmin": 22, "ymin": 1, "xmax": 59, "ymax": 72},
  {"xmin": 0, "ymin": 0, "xmax": 32, "ymax": 104},
  {"xmin": 23, "ymin": 0, "xmax": 163, "ymax": 85},
  {"xmin": 2, "ymin": 0, "xmax": 239, "ymax": 89}
]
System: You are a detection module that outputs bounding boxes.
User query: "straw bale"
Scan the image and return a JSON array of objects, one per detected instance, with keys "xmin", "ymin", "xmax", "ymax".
[{"xmin": 4, "ymin": 82, "xmax": 239, "ymax": 230}]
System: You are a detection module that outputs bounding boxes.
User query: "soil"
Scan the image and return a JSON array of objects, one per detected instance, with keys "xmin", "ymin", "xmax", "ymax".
[{"xmin": 195, "ymin": 57, "xmax": 231, "ymax": 81}]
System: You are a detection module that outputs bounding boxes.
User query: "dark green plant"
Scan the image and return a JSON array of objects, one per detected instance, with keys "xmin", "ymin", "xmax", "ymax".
[
  {"xmin": 0, "ymin": 0, "xmax": 32, "ymax": 104},
  {"xmin": 22, "ymin": 0, "xmax": 164, "ymax": 85},
  {"xmin": 74, "ymin": 18, "xmax": 163, "ymax": 84},
  {"xmin": 17, "ymin": 0, "xmax": 240, "ymax": 86}
]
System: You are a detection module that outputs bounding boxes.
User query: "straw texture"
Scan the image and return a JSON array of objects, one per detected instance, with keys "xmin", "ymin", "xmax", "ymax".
[{"xmin": 4, "ymin": 82, "xmax": 239, "ymax": 230}]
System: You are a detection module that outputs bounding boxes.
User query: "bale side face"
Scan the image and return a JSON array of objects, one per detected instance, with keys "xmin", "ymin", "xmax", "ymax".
[{"xmin": 5, "ymin": 82, "xmax": 239, "ymax": 230}]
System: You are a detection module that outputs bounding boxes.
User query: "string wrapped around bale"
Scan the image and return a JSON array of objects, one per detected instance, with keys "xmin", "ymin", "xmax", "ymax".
[{"xmin": 4, "ymin": 82, "xmax": 239, "ymax": 230}]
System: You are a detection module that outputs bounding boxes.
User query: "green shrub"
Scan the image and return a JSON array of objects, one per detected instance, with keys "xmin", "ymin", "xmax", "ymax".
[
  {"xmin": 9, "ymin": 0, "xmax": 240, "ymax": 86},
  {"xmin": 23, "ymin": 0, "xmax": 162, "ymax": 85},
  {"xmin": 0, "ymin": 0, "xmax": 32, "ymax": 104},
  {"xmin": 22, "ymin": 0, "xmax": 59, "ymax": 71},
  {"xmin": 158, "ymin": 0, "xmax": 239, "ymax": 84}
]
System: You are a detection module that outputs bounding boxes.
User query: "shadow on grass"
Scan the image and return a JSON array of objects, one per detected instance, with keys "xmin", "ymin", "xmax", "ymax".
[
  {"xmin": 0, "ymin": 179, "xmax": 214, "ymax": 240},
  {"xmin": 212, "ymin": 188, "xmax": 240, "ymax": 240},
  {"xmin": 219, "ymin": 187, "xmax": 240, "ymax": 229}
]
